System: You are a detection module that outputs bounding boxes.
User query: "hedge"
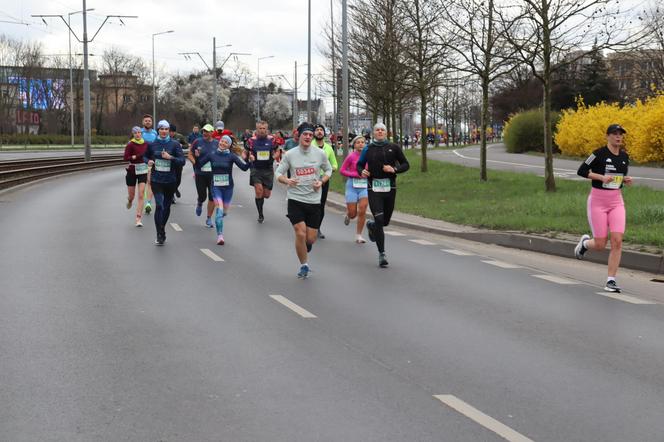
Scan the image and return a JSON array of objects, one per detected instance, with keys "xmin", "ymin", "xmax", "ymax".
[{"xmin": 503, "ymin": 108, "xmax": 561, "ymax": 153}]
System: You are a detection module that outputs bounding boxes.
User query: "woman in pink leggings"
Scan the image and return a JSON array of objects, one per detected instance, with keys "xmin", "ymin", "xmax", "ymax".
[{"xmin": 575, "ymin": 124, "xmax": 633, "ymax": 293}]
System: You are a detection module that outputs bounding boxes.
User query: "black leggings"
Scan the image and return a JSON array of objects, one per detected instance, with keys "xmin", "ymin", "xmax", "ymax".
[
  {"xmin": 368, "ymin": 189, "xmax": 396, "ymax": 253},
  {"xmin": 151, "ymin": 182, "xmax": 176, "ymax": 237},
  {"xmin": 320, "ymin": 180, "xmax": 330, "ymax": 224},
  {"xmin": 195, "ymin": 174, "xmax": 213, "ymax": 203}
]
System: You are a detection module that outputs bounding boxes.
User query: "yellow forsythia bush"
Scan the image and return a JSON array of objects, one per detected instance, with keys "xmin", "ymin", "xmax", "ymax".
[{"xmin": 555, "ymin": 95, "xmax": 664, "ymax": 162}]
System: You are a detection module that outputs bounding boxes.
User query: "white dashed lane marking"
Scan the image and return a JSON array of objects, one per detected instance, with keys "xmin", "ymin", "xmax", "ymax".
[
  {"xmin": 482, "ymin": 260, "xmax": 523, "ymax": 269},
  {"xmin": 170, "ymin": 223, "xmax": 183, "ymax": 232},
  {"xmin": 532, "ymin": 274, "xmax": 578, "ymax": 285},
  {"xmin": 442, "ymin": 249, "xmax": 475, "ymax": 256},
  {"xmin": 269, "ymin": 295, "xmax": 317, "ymax": 318},
  {"xmin": 596, "ymin": 292, "xmax": 656, "ymax": 305},
  {"xmin": 409, "ymin": 239, "xmax": 436, "ymax": 245},
  {"xmin": 200, "ymin": 248, "xmax": 224, "ymax": 262},
  {"xmin": 434, "ymin": 395, "xmax": 534, "ymax": 442},
  {"xmin": 385, "ymin": 230, "xmax": 407, "ymax": 237}
]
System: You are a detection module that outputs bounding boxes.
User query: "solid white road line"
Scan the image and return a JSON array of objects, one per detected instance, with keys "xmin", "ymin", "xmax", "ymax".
[
  {"xmin": 269, "ymin": 295, "xmax": 317, "ymax": 318},
  {"xmin": 442, "ymin": 249, "xmax": 475, "ymax": 256},
  {"xmin": 409, "ymin": 239, "xmax": 436, "ymax": 245},
  {"xmin": 482, "ymin": 260, "xmax": 523, "ymax": 269},
  {"xmin": 596, "ymin": 292, "xmax": 656, "ymax": 305},
  {"xmin": 385, "ymin": 230, "xmax": 407, "ymax": 236},
  {"xmin": 532, "ymin": 274, "xmax": 578, "ymax": 285},
  {"xmin": 170, "ymin": 223, "xmax": 183, "ymax": 232},
  {"xmin": 200, "ymin": 248, "xmax": 224, "ymax": 262},
  {"xmin": 434, "ymin": 395, "xmax": 534, "ymax": 442}
]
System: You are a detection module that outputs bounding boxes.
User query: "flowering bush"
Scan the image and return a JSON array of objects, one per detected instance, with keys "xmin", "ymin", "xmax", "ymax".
[{"xmin": 555, "ymin": 96, "xmax": 664, "ymax": 162}]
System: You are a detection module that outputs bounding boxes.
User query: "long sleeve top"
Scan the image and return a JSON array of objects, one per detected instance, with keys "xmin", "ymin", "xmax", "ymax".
[
  {"xmin": 189, "ymin": 138, "xmax": 218, "ymax": 176},
  {"xmin": 143, "ymin": 137, "xmax": 185, "ymax": 184},
  {"xmin": 577, "ymin": 146, "xmax": 629, "ymax": 190},
  {"xmin": 123, "ymin": 140, "xmax": 147, "ymax": 173},
  {"xmin": 340, "ymin": 150, "xmax": 362, "ymax": 178},
  {"xmin": 197, "ymin": 148, "xmax": 250, "ymax": 188},
  {"xmin": 356, "ymin": 141, "xmax": 409, "ymax": 190}
]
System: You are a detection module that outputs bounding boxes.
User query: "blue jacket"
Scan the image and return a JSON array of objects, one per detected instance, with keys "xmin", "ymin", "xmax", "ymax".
[
  {"xmin": 198, "ymin": 148, "xmax": 250, "ymax": 188},
  {"xmin": 142, "ymin": 128, "xmax": 157, "ymax": 144},
  {"xmin": 190, "ymin": 138, "xmax": 217, "ymax": 176},
  {"xmin": 143, "ymin": 137, "xmax": 185, "ymax": 184}
]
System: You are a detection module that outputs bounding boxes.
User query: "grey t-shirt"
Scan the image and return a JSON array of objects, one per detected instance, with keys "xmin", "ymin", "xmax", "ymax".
[{"xmin": 276, "ymin": 145, "xmax": 332, "ymax": 204}]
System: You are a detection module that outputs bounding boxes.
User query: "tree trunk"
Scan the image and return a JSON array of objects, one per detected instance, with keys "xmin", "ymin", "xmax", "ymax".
[
  {"xmin": 391, "ymin": 93, "xmax": 397, "ymax": 145},
  {"xmin": 420, "ymin": 91, "xmax": 428, "ymax": 172},
  {"xmin": 543, "ymin": 78, "xmax": 556, "ymax": 192},
  {"xmin": 480, "ymin": 77, "xmax": 489, "ymax": 182}
]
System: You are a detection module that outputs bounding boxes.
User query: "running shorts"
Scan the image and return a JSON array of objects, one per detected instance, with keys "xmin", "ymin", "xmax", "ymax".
[
  {"xmin": 344, "ymin": 178, "xmax": 369, "ymax": 203},
  {"xmin": 587, "ymin": 187, "xmax": 625, "ymax": 238},
  {"xmin": 287, "ymin": 199, "xmax": 322, "ymax": 228},
  {"xmin": 125, "ymin": 169, "xmax": 147, "ymax": 186},
  {"xmin": 250, "ymin": 167, "xmax": 274, "ymax": 189}
]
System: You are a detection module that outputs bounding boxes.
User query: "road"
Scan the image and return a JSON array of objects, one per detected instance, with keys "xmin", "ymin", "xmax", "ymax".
[
  {"xmin": 1, "ymin": 165, "xmax": 663, "ymax": 441},
  {"xmin": 428, "ymin": 144, "xmax": 664, "ymax": 190}
]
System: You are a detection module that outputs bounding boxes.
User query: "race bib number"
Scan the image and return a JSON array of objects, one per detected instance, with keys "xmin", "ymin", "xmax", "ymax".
[
  {"xmin": 352, "ymin": 178, "xmax": 368, "ymax": 189},
  {"xmin": 213, "ymin": 174, "xmax": 230, "ymax": 187},
  {"xmin": 372, "ymin": 178, "xmax": 391, "ymax": 192},
  {"xmin": 295, "ymin": 166, "xmax": 317, "ymax": 186},
  {"xmin": 155, "ymin": 159, "xmax": 171, "ymax": 172},
  {"xmin": 603, "ymin": 174, "xmax": 623, "ymax": 189},
  {"xmin": 257, "ymin": 150, "xmax": 270, "ymax": 161},
  {"xmin": 201, "ymin": 162, "xmax": 212, "ymax": 172},
  {"xmin": 134, "ymin": 163, "xmax": 148, "ymax": 175}
]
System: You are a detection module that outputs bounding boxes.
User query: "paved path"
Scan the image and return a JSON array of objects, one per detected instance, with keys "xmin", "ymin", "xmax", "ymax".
[
  {"xmin": 1, "ymin": 166, "xmax": 663, "ymax": 441},
  {"xmin": 428, "ymin": 144, "xmax": 664, "ymax": 190}
]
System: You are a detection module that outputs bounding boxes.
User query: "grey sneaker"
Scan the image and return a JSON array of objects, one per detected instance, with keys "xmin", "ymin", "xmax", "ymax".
[
  {"xmin": 604, "ymin": 280, "xmax": 621, "ymax": 293},
  {"xmin": 378, "ymin": 253, "xmax": 389, "ymax": 268},
  {"xmin": 574, "ymin": 234, "xmax": 590, "ymax": 259}
]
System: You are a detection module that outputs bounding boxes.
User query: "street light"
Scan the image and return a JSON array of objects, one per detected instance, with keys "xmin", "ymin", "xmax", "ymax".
[
  {"xmin": 152, "ymin": 30, "xmax": 174, "ymax": 120},
  {"xmin": 212, "ymin": 40, "xmax": 232, "ymax": 122},
  {"xmin": 68, "ymin": 8, "xmax": 94, "ymax": 148},
  {"xmin": 256, "ymin": 55, "xmax": 274, "ymax": 121}
]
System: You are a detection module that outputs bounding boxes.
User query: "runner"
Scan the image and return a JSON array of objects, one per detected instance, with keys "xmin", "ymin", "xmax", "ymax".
[
  {"xmin": 313, "ymin": 124, "xmax": 338, "ymax": 238},
  {"xmin": 283, "ymin": 128, "xmax": 299, "ymax": 151},
  {"xmin": 275, "ymin": 122, "xmax": 333, "ymax": 279},
  {"xmin": 188, "ymin": 124, "xmax": 217, "ymax": 228},
  {"xmin": 574, "ymin": 124, "xmax": 633, "ymax": 293},
  {"xmin": 143, "ymin": 119, "xmax": 186, "ymax": 245},
  {"xmin": 197, "ymin": 135, "xmax": 253, "ymax": 245},
  {"xmin": 187, "ymin": 124, "xmax": 202, "ymax": 144},
  {"xmin": 141, "ymin": 114, "xmax": 157, "ymax": 215},
  {"xmin": 246, "ymin": 120, "xmax": 279, "ymax": 223},
  {"xmin": 169, "ymin": 124, "xmax": 188, "ymax": 202},
  {"xmin": 340, "ymin": 134, "xmax": 369, "ymax": 243},
  {"xmin": 357, "ymin": 122, "xmax": 410, "ymax": 268},
  {"xmin": 123, "ymin": 126, "xmax": 149, "ymax": 227}
]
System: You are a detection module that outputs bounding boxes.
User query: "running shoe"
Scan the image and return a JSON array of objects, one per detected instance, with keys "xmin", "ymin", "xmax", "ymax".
[
  {"xmin": 258, "ymin": 214, "xmax": 264, "ymax": 223},
  {"xmin": 367, "ymin": 220, "xmax": 376, "ymax": 242},
  {"xmin": 574, "ymin": 234, "xmax": 590, "ymax": 259},
  {"xmin": 344, "ymin": 214, "xmax": 350, "ymax": 225},
  {"xmin": 135, "ymin": 217, "xmax": 143, "ymax": 227},
  {"xmin": 154, "ymin": 237, "xmax": 164, "ymax": 246},
  {"xmin": 318, "ymin": 230, "xmax": 326, "ymax": 239},
  {"xmin": 205, "ymin": 217, "xmax": 213, "ymax": 228},
  {"xmin": 216, "ymin": 234, "xmax": 225, "ymax": 245},
  {"xmin": 195, "ymin": 203, "xmax": 202, "ymax": 216},
  {"xmin": 378, "ymin": 252, "xmax": 389, "ymax": 268},
  {"xmin": 175, "ymin": 189, "xmax": 181, "ymax": 198},
  {"xmin": 126, "ymin": 197, "xmax": 132, "ymax": 209},
  {"xmin": 171, "ymin": 197, "xmax": 177, "ymax": 205},
  {"xmin": 144, "ymin": 202, "xmax": 152, "ymax": 214},
  {"xmin": 604, "ymin": 280, "xmax": 621, "ymax": 293},
  {"xmin": 356, "ymin": 235, "xmax": 366, "ymax": 244},
  {"xmin": 306, "ymin": 242, "xmax": 313, "ymax": 253},
  {"xmin": 297, "ymin": 264, "xmax": 310, "ymax": 279}
]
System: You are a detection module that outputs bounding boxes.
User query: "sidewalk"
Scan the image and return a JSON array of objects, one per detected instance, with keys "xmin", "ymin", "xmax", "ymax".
[{"xmin": 325, "ymin": 191, "xmax": 664, "ymax": 275}]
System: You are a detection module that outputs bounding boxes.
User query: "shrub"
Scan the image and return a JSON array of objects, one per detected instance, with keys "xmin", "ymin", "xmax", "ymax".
[{"xmin": 504, "ymin": 108, "xmax": 560, "ymax": 153}]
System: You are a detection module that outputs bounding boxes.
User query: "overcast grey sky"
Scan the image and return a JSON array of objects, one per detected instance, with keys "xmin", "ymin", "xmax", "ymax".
[{"xmin": 1, "ymin": 0, "xmax": 334, "ymax": 99}]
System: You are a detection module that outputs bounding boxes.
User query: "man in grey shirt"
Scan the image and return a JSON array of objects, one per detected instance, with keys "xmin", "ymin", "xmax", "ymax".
[{"xmin": 276, "ymin": 122, "xmax": 333, "ymax": 279}]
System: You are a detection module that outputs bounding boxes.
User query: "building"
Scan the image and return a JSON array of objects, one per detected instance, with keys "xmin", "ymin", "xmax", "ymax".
[
  {"xmin": 606, "ymin": 50, "xmax": 664, "ymax": 102},
  {"xmin": 296, "ymin": 99, "xmax": 326, "ymax": 125}
]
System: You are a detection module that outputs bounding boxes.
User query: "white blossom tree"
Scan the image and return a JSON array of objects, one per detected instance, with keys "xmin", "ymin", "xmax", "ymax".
[
  {"xmin": 168, "ymin": 73, "xmax": 230, "ymax": 123},
  {"xmin": 262, "ymin": 93, "xmax": 292, "ymax": 127}
]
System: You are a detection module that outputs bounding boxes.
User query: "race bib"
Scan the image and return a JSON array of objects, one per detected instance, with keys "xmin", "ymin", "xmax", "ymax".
[
  {"xmin": 372, "ymin": 178, "xmax": 391, "ymax": 192},
  {"xmin": 201, "ymin": 162, "xmax": 212, "ymax": 172},
  {"xmin": 602, "ymin": 174, "xmax": 623, "ymax": 189},
  {"xmin": 295, "ymin": 166, "xmax": 317, "ymax": 186},
  {"xmin": 352, "ymin": 178, "xmax": 368, "ymax": 189},
  {"xmin": 213, "ymin": 174, "xmax": 230, "ymax": 187},
  {"xmin": 134, "ymin": 163, "xmax": 148, "ymax": 175},
  {"xmin": 155, "ymin": 159, "xmax": 171, "ymax": 172},
  {"xmin": 257, "ymin": 150, "xmax": 270, "ymax": 161}
]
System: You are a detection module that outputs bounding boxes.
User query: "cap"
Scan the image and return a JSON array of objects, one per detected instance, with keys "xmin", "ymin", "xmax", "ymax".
[
  {"xmin": 297, "ymin": 122, "xmax": 315, "ymax": 134},
  {"xmin": 131, "ymin": 126, "xmax": 142, "ymax": 134},
  {"xmin": 157, "ymin": 119, "xmax": 170, "ymax": 129},
  {"xmin": 202, "ymin": 124, "xmax": 214, "ymax": 132},
  {"xmin": 215, "ymin": 120, "xmax": 225, "ymax": 130},
  {"xmin": 374, "ymin": 122, "xmax": 387, "ymax": 131},
  {"xmin": 350, "ymin": 135, "xmax": 365, "ymax": 148},
  {"xmin": 221, "ymin": 135, "xmax": 233, "ymax": 146},
  {"xmin": 314, "ymin": 123, "xmax": 325, "ymax": 132},
  {"xmin": 169, "ymin": 124, "xmax": 177, "ymax": 132},
  {"xmin": 606, "ymin": 124, "xmax": 626, "ymax": 134}
]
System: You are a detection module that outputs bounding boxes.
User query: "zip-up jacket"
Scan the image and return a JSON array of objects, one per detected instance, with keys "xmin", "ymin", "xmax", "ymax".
[
  {"xmin": 143, "ymin": 137, "xmax": 185, "ymax": 184},
  {"xmin": 356, "ymin": 141, "xmax": 409, "ymax": 190}
]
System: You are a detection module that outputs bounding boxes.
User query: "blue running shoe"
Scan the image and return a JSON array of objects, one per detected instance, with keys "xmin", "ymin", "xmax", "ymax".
[
  {"xmin": 195, "ymin": 203, "xmax": 202, "ymax": 217},
  {"xmin": 205, "ymin": 217, "xmax": 213, "ymax": 228},
  {"xmin": 297, "ymin": 264, "xmax": 310, "ymax": 279}
]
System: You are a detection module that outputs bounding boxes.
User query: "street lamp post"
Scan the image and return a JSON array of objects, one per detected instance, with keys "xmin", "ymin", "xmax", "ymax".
[
  {"xmin": 307, "ymin": 0, "xmax": 312, "ymax": 122},
  {"xmin": 68, "ymin": 8, "xmax": 94, "ymax": 148},
  {"xmin": 152, "ymin": 30, "xmax": 174, "ymax": 121},
  {"xmin": 256, "ymin": 55, "xmax": 274, "ymax": 122},
  {"xmin": 212, "ymin": 39, "xmax": 231, "ymax": 123},
  {"xmin": 341, "ymin": 0, "xmax": 349, "ymax": 157}
]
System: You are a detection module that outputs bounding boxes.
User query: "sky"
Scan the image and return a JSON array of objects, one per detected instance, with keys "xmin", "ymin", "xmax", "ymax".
[{"xmin": 0, "ymin": 0, "xmax": 335, "ymax": 101}]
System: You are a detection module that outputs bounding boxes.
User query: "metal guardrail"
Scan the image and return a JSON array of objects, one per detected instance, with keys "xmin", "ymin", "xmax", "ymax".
[{"xmin": 0, "ymin": 154, "xmax": 125, "ymax": 190}]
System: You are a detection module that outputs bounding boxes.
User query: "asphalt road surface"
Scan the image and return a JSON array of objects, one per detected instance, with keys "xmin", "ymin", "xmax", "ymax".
[
  {"xmin": 1, "ymin": 165, "xmax": 663, "ymax": 441},
  {"xmin": 428, "ymin": 144, "xmax": 664, "ymax": 190}
]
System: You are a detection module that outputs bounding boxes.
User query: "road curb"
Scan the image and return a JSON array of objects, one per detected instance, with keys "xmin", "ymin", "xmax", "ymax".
[{"xmin": 326, "ymin": 192, "xmax": 663, "ymax": 275}]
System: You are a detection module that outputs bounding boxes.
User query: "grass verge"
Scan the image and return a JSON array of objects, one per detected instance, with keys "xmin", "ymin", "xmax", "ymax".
[{"xmin": 330, "ymin": 150, "xmax": 664, "ymax": 251}]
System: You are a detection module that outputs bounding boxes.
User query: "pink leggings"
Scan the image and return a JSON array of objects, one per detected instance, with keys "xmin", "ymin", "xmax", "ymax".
[{"xmin": 587, "ymin": 188, "xmax": 625, "ymax": 238}]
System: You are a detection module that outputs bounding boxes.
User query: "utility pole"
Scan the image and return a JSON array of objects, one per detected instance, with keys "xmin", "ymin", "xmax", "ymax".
[
  {"xmin": 257, "ymin": 55, "xmax": 274, "ymax": 121},
  {"xmin": 294, "ymin": 61, "xmax": 298, "ymax": 128},
  {"xmin": 307, "ymin": 0, "xmax": 312, "ymax": 122},
  {"xmin": 213, "ymin": 37, "xmax": 218, "ymax": 122},
  {"xmin": 330, "ymin": 0, "xmax": 337, "ymax": 136},
  {"xmin": 152, "ymin": 30, "xmax": 174, "ymax": 123},
  {"xmin": 68, "ymin": 8, "xmax": 94, "ymax": 148},
  {"xmin": 341, "ymin": 0, "xmax": 349, "ymax": 157}
]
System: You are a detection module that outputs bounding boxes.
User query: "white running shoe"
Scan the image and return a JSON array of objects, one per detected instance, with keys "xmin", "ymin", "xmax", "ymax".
[
  {"xmin": 355, "ymin": 234, "xmax": 366, "ymax": 244},
  {"xmin": 574, "ymin": 234, "xmax": 590, "ymax": 259}
]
